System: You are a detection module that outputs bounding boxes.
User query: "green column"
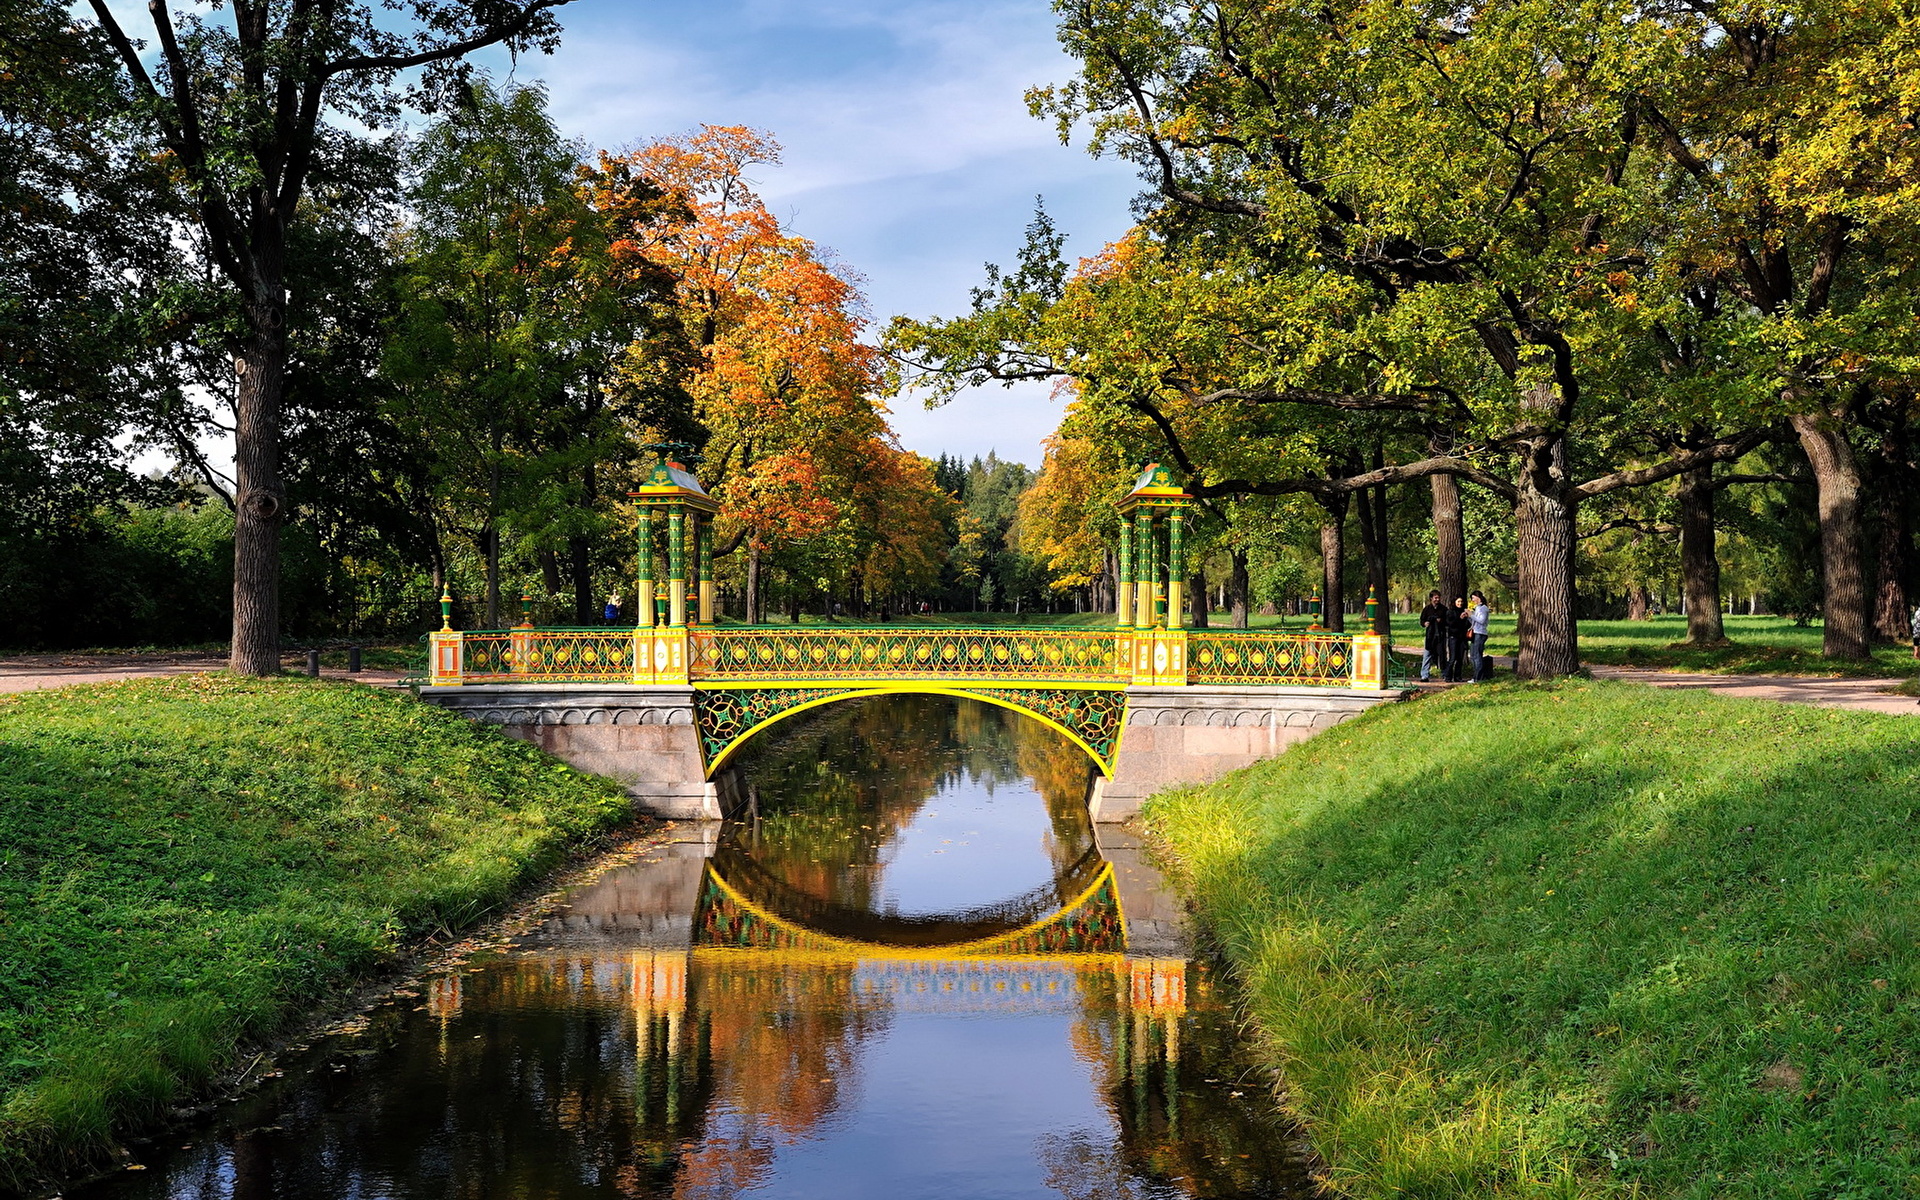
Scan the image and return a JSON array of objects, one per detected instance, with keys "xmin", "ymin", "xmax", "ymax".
[
  {"xmin": 1168, "ymin": 510, "xmax": 1186, "ymax": 628},
  {"xmin": 1133, "ymin": 511, "xmax": 1154, "ymax": 628},
  {"xmin": 1116, "ymin": 518, "xmax": 1135, "ymax": 628},
  {"xmin": 698, "ymin": 516, "xmax": 715, "ymax": 623},
  {"xmin": 668, "ymin": 507, "xmax": 687, "ymax": 627},
  {"xmin": 636, "ymin": 509, "xmax": 655, "ymax": 628},
  {"xmin": 1149, "ymin": 515, "xmax": 1165, "ymax": 627}
]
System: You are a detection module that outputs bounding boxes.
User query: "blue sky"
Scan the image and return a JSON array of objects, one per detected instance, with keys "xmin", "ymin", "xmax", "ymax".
[{"xmin": 468, "ymin": 0, "xmax": 1143, "ymax": 468}]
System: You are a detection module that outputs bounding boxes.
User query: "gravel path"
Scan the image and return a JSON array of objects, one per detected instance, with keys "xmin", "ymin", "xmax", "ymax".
[
  {"xmin": 1394, "ymin": 643, "xmax": 1916, "ymax": 715},
  {"xmin": 0, "ymin": 654, "xmax": 407, "ymax": 694}
]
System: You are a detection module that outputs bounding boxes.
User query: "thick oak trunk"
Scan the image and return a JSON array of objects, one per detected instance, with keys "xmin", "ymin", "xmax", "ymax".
[
  {"xmin": 1677, "ymin": 464, "xmax": 1725, "ymax": 645},
  {"xmin": 1791, "ymin": 409, "xmax": 1871, "ymax": 659},
  {"xmin": 1319, "ymin": 500, "xmax": 1346, "ymax": 633},
  {"xmin": 1430, "ymin": 471, "xmax": 1466, "ymax": 617},
  {"xmin": 1872, "ymin": 424, "xmax": 1913, "ymax": 642},
  {"xmin": 1229, "ymin": 547, "xmax": 1250, "ymax": 629},
  {"xmin": 1627, "ymin": 585, "xmax": 1650, "ymax": 621},
  {"xmin": 1513, "ymin": 471, "xmax": 1580, "ymax": 678},
  {"xmin": 229, "ymin": 316, "xmax": 287, "ymax": 676}
]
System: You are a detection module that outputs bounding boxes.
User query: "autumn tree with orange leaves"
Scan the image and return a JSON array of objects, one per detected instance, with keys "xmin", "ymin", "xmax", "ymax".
[{"xmin": 588, "ymin": 126, "xmax": 949, "ymax": 620}]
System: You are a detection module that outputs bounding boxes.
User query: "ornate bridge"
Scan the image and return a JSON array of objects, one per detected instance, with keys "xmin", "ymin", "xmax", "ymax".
[
  {"xmin": 424, "ymin": 621, "xmax": 1381, "ymax": 778},
  {"xmin": 416, "ymin": 456, "xmax": 1405, "ymax": 818}
]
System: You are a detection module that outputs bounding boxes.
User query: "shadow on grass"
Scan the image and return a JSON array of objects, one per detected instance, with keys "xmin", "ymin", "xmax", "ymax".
[{"xmin": 1152, "ymin": 681, "xmax": 1920, "ymax": 1199}]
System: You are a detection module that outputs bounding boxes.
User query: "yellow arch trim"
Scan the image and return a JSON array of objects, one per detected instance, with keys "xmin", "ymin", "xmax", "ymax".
[
  {"xmin": 700, "ymin": 860, "xmax": 1120, "ymax": 960},
  {"xmin": 697, "ymin": 683, "xmax": 1117, "ymax": 778}
]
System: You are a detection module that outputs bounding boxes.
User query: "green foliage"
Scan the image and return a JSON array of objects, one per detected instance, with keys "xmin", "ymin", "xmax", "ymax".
[
  {"xmin": 0, "ymin": 675, "xmax": 632, "ymax": 1187},
  {"xmin": 1150, "ymin": 681, "xmax": 1920, "ymax": 1198}
]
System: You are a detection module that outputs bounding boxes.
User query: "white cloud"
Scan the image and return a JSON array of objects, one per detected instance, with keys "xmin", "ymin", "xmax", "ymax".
[{"xmin": 476, "ymin": 0, "xmax": 1142, "ymax": 467}]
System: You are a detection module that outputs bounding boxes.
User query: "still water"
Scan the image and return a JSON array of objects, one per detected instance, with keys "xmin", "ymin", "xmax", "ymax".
[{"xmin": 80, "ymin": 696, "xmax": 1310, "ymax": 1198}]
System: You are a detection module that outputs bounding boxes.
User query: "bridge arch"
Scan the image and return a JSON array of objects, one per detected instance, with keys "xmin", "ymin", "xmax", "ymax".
[{"xmin": 693, "ymin": 683, "xmax": 1123, "ymax": 779}]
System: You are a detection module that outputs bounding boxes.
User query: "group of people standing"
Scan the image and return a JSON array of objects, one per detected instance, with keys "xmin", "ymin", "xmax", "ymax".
[{"xmin": 1420, "ymin": 590, "xmax": 1492, "ymax": 683}]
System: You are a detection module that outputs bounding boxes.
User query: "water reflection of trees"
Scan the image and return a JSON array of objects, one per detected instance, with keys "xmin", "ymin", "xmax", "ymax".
[{"xmin": 730, "ymin": 695, "xmax": 1096, "ymax": 914}]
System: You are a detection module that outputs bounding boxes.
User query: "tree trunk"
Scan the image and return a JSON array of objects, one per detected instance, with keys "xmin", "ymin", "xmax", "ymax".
[
  {"xmin": 484, "ymin": 524, "xmax": 501, "ymax": 629},
  {"xmin": 1229, "ymin": 547, "xmax": 1250, "ymax": 629},
  {"xmin": 1677, "ymin": 463, "xmax": 1726, "ymax": 645},
  {"xmin": 229, "ymin": 314, "xmax": 288, "ymax": 675},
  {"xmin": 1513, "ymin": 451, "xmax": 1580, "ymax": 678},
  {"xmin": 1873, "ymin": 421, "xmax": 1913, "ymax": 642},
  {"xmin": 1431, "ymin": 469, "xmax": 1466, "ymax": 615},
  {"xmin": 569, "ymin": 535, "xmax": 593, "ymax": 625},
  {"xmin": 1191, "ymin": 562, "xmax": 1209, "ymax": 628},
  {"xmin": 1319, "ymin": 493, "xmax": 1347, "ymax": 633},
  {"xmin": 746, "ymin": 543, "xmax": 762, "ymax": 624},
  {"xmin": 1627, "ymin": 585, "xmax": 1650, "ymax": 621},
  {"xmin": 1791, "ymin": 408, "xmax": 1871, "ymax": 659},
  {"xmin": 1356, "ymin": 481, "xmax": 1391, "ymax": 635}
]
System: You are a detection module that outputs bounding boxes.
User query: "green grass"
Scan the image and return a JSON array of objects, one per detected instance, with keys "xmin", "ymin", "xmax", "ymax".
[
  {"xmin": 0, "ymin": 674, "xmax": 635, "ymax": 1188},
  {"xmin": 1146, "ymin": 680, "xmax": 1920, "ymax": 1199}
]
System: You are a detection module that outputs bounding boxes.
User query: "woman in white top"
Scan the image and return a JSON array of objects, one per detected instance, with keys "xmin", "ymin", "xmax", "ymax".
[{"xmin": 1468, "ymin": 591, "xmax": 1492, "ymax": 680}]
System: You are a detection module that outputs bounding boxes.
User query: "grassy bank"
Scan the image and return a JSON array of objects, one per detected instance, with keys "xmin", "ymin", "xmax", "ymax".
[
  {"xmin": 1147, "ymin": 681, "xmax": 1920, "ymax": 1198},
  {"xmin": 0, "ymin": 675, "xmax": 634, "ymax": 1188}
]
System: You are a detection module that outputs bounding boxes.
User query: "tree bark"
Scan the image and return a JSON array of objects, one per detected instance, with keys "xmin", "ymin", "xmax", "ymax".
[
  {"xmin": 1430, "ymin": 460, "xmax": 1466, "ymax": 615},
  {"xmin": 1318, "ymin": 495, "xmax": 1347, "ymax": 633},
  {"xmin": 1513, "ymin": 433, "xmax": 1581, "ymax": 678},
  {"xmin": 746, "ymin": 543, "xmax": 762, "ymax": 624},
  {"xmin": 1627, "ymin": 585, "xmax": 1650, "ymax": 621},
  {"xmin": 1229, "ymin": 547, "xmax": 1250, "ymax": 629},
  {"xmin": 1873, "ymin": 419, "xmax": 1913, "ymax": 642},
  {"xmin": 1791, "ymin": 408, "xmax": 1871, "ymax": 659},
  {"xmin": 1677, "ymin": 463, "xmax": 1726, "ymax": 644},
  {"xmin": 568, "ymin": 535, "xmax": 592, "ymax": 625},
  {"xmin": 1191, "ymin": 562, "xmax": 1209, "ymax": 628},
  {"xmin": 230, "ymin": 315, "xmax": 287, "ymax": 674},
  {"xmin": 1356, "ymin": 481, "xmax": 1391, "ymax": 635}
]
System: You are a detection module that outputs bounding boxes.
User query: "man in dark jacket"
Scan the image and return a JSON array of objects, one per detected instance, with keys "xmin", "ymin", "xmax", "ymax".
[{"xmin": 1419, "ymin": 590, "xmax": 1448, "ymax": 681}]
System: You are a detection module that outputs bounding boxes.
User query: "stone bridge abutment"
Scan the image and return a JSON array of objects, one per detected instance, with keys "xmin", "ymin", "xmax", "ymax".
[{"xmin": 418, "ymin": 681, "xmax": 1402, "ymax": 822}]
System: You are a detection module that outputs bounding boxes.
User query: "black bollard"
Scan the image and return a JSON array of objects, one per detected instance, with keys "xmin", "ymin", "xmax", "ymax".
[
  {"xmin": 305, "ymin": 649, "xmax": 321, "ymax": 677},
  {"xmin": 347, "ymin": 645, "xmax": 362, "ymax": 673}
]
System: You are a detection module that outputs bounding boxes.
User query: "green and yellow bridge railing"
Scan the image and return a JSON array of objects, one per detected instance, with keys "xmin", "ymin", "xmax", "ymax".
[{"xmin": 425, "ymin": 622, "xmax": 1390, "ymax": 691}]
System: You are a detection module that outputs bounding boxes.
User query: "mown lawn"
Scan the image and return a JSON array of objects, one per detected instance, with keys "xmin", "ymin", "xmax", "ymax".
[
  {"xmin": 1147, "ymin": 680, "xmax": 1920, "ymax": 1199},
  {"xmin": 0, "ymin": 674, "xmax": 634, "ymax": 1189}
]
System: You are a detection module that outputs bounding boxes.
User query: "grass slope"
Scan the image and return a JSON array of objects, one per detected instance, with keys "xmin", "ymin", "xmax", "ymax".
[
  {"xmin": 0, "ymin": 675, "xmax": 633, "ymax": 1187},
  {"xmin": 1147, "ymin": 681, "xmax": 1920, "ymax": 1199}
]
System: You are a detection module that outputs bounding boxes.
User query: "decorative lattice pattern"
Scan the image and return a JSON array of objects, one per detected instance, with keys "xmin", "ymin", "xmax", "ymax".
[
  {"xmin": 696, "ymin": 863, "xmax": 1125, "ymax": 958},
  {"xmin": 1187, "ymin": 630, "xmax": 1352, "ymax": 685},
  {"xmin": 965, "ymin": 687, "xmax": 1125, "ymax": 766},
  {"xmin": 460, "ymin": 630, "xmax": 635, "ymax": 683},
  {"xmin": 692, "ymin": 627, "xmax": 1122, "ymax": 682},
  {"xmin": 694, "ymin": 687, "xmax": 854, "ymax": 763}
]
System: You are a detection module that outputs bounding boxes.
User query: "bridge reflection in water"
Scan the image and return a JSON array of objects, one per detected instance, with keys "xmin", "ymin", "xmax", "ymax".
[{"xmin": 82, "ymin": 696, "xmax": 1310, "ymax": 1200}]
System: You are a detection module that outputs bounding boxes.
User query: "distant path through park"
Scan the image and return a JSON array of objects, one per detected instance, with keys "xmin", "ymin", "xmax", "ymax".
[
  {"xmin": 0, "ymin": 653, "xmax": 406, "ymax": 694},
  {"xmin": 1399, "ymin": 645, "xmax": 1917, "ymax": 715}
]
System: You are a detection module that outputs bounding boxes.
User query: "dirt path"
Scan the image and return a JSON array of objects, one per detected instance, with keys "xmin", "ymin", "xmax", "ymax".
[
  {"xmin": 1394, "ymin": 643, "xmax": 1915, "ymax": 715},
  {"xmin": 1582, "ymin": 665, "xmax": 1917, "ymax": 715},
  {"xmin": 0, "ymin": 653, "xmax": 407, "ymax": 694}
]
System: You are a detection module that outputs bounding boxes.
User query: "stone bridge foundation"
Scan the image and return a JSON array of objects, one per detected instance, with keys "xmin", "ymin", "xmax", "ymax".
[
  {"xmin": 417, "ymin": 682, "xmax": 1402, "ymax": 822},
  {"xmin": 1087, "ymin": 685, "xmax": 1404, "ymax": 821}
]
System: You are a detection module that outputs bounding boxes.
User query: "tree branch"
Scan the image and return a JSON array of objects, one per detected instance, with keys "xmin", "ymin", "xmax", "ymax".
[
  {"xmin": 1573, "ymin": 429, "xmax": 1769, "ymax": 500},
  {"xmin": 323, "ymin": 0, "xmax": 579, "ymax": 77}
]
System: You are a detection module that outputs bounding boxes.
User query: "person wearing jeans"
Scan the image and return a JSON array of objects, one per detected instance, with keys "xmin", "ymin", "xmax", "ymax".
[{"xmin": 1468, "ymin": 591, "xmax": 1492, "ymax": 680}]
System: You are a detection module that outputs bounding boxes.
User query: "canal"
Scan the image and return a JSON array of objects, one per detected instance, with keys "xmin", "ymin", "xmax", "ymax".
[{"xmin": 78, "ymin": 695, "xmax": 1311, "ymax": 1198}]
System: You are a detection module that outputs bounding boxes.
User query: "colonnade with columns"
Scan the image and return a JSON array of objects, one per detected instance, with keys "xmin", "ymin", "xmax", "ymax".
[
  {"xmin": 1115, "ymin": 463, "xmax": 1192, "ymax": 631},
  {"xmin": 632, "ymin": 446, "xmax": 721, "ymax": 629}
]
